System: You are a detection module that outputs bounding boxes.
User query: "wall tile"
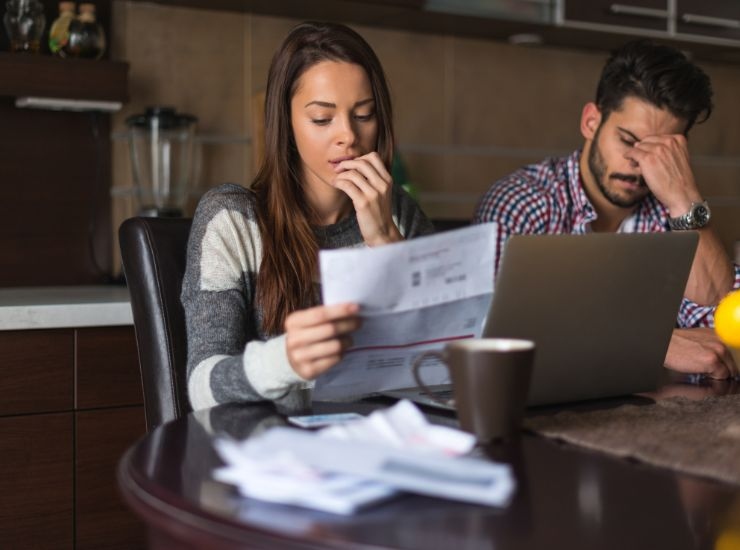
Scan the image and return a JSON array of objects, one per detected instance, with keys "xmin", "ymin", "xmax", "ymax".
[
  {"xmin": 399, "ymin": 151, "xmax": 447, "ymax": 194},
  {"xmin": 249, "ymin": 15, "xmax": 300, "ymax": 95},
  {"xmin": 109, "ymin": 1, "xmax": 252, "ymax": 276},
  {"xmin": 449, "ymin": 151, "xmax": 557, "ymax": 195},
  {"xmin": 111, "ymin": 2, "xmax": 251, "ymax": 200},
  {"xmin": 409, "ymin": 150, "xmax": 558, "ymax": 221},
  {"xmin": 693, "ymin": 163, "xmax": 740, "ymax": 198},
  {"xmin": 688, "ymin": 62, "xmax": 740, "ymax": 158},
  {"xmin": 247, "ymin": 15, "xmax": 299, "ymax": 176},
  {"xmin": 419, "ymin": 197, "xmax": 478, "ymax": 222},
  {"xmin": 450, "ymin": 37, "xmax": 602, "ymax": 150},
  {"xmin": 109, "ymin": 2, "xmax": 740, "ymax": 254},
  {"xmin": 708, "ymin": 203, "xmax": 740, "ymax": 259},
  {"xmin": 113, "ymin": 2, "xmax": 248, "ymax": 136},
  {"xmin": 356, "ymin": 25, "xmax": 448, "ymax": 147},
  {"xmin": 197, "ymin": 142, "xmax": 254, "ymax": 193}
]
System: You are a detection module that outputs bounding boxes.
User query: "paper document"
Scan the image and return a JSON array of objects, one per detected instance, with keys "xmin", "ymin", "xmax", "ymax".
[
  {"xmin": 314, "ymin": 223, "xmax": 498, "ymax": 400},
  {"xmin": 213, "ymin": 401, "xmax": 515, "ymax": 514}
]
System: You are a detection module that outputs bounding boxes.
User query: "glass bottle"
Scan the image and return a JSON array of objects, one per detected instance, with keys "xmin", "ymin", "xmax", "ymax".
[
  {"xmin": 48, "ymin": 1, "xmax": 75, "ymax": 55},
  {"xmin": 3, "ymin": 0, "xmax": 46, "ymax": 53},
  {"xmin": 63, "ymin": 2, "xmax": 105, "ymax": 59}
]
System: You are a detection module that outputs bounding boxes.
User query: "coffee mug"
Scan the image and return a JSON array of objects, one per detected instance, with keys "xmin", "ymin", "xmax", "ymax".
[{"xmin": 412, "ymin": 338, "xmax": 535, "ymax": 442}]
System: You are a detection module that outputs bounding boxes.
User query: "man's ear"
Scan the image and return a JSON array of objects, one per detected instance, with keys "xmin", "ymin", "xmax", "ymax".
[{"xmin": 580, "ymin": 102, "xmax": 602, "ymax": 140}]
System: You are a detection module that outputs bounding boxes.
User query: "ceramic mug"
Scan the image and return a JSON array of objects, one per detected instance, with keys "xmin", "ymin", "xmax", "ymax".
[{"xmin": 412, "ymin": 338, "xmax": 535, "ymax": 442}]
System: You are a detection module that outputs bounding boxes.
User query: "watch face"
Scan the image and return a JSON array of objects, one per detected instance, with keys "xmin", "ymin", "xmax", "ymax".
[{"xmin": 694, "ymin": 204, "xmax": 710, "ymax": 226}]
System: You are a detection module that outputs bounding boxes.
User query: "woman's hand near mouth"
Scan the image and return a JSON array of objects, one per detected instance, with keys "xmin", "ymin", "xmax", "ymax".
[{"xmin": 330, "ymin": 151, "xmax": 403, "ymax": 246}]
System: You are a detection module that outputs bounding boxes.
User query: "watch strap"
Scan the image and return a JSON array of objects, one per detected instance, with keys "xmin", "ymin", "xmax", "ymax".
[{"xmin": 668, "ymin": 201, "xmax": 710, "ymax": 230}]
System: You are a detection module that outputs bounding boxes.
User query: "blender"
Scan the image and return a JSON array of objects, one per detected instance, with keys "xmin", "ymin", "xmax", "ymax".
[{"xmin": 126, "ymin": 106, "xmax": 197, "ymax": 217}]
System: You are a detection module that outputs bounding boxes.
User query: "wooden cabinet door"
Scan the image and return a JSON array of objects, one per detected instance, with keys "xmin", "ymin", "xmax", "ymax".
[
  {"xmin": 75, "ymin": 326, "xmax": 143, "ymax": 409},
  {"xmin": 564, "ymin": 0, "xmax": 669, "ymax": 31},
  {"xmin": 75, "ymin": 406, "xmax": 146, "ymax": 550},
  {"xmin": 0, "ymin": 413, "xmax": 73, "ymax": 550},
  {"xmin": 677, "ymin": 0, "xmax": 740, "ymax": 41},
  {"xmin": 0, "ymin": 329, "xmax": 73, "ymax": 415}
]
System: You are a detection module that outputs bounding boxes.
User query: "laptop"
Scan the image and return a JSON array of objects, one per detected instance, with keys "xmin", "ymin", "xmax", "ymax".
[{"xmin": 385, "ymin": 231, "xmax": 699, "ymax": 409}]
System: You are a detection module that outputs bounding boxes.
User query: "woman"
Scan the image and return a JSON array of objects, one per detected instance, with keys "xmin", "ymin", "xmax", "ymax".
[{"xmin": 182, "ymin": 21, "xmax": 434, "ymax": 410}]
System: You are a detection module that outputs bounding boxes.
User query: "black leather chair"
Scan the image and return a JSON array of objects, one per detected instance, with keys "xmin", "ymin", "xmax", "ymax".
[{"xmin": 119, "ymin": 217, "xmax": 193, "ymax": 431}]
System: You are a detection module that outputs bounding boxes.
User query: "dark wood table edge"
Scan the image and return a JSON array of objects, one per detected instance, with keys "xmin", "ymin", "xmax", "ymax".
[{"xmin": 116, "ymin": 445, "xmax": 388, "ymax": 550}]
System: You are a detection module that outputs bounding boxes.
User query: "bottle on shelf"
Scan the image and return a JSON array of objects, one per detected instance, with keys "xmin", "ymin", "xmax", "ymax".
[
  {"xmin": 62, "ymin": 2, "xmax": 105, "ymax": 59},
  {"xmin": 48, "ymin": 1, "xmax": 76, "ymax": 55},
  {"xmin": 2, "ymin": 0, "xmax": 46, "ymax": 53}
]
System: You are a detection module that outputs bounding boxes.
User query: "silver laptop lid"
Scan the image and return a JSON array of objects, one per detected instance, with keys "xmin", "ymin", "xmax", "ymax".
[{"xmin": 484, "ymin": 232, "xmax": 698, "ymax": 407}]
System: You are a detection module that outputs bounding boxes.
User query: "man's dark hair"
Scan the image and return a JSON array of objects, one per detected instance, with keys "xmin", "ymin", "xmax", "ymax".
[{"xmin": 595, "ymin": 40, "xmax": 713, "ymax": 133}]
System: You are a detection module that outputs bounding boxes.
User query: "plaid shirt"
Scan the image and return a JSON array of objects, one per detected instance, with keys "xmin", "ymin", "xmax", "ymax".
[{"xmin": 473, "ymin": 149, "xmax": 740, "ymax": 328}]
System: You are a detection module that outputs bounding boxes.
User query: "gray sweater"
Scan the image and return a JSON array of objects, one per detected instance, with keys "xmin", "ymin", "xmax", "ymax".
[{"xmin": 182, "ymin": 183, "xmax": 434, "ymax": 411}]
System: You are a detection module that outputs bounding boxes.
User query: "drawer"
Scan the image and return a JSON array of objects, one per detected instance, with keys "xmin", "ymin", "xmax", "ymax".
[
  {"xmin": 0, "ymin": 413, "xmax": 73, "ymax": 550},
  {"xmin": 0, "ymin": 329, "xmax": 74, "ymax": 415},
  {"xmin": 75, "ymin": 406, "xmax": 146, "ymax": 550},
  {"xmin": 75, "ymin": 326, "xmax": 143, "ymax": 409}
]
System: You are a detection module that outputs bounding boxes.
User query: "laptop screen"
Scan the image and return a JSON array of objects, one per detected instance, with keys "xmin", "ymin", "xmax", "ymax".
[{"xmin": 484, "ymin": 232, "xmax": 698, "ymax": 406}]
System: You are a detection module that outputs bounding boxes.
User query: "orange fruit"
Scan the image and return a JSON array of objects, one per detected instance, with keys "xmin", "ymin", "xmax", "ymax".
[{"xmin": 715, "ymin": 290, "xmax": 740, "ymax": 349}]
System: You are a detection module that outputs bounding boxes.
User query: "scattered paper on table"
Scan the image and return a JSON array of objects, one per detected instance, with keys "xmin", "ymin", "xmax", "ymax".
[{"xmin": 213, "ymin": 401, "xmax": 515, "ymax": 515}]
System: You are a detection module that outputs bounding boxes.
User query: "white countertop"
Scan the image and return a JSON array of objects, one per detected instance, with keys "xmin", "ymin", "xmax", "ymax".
[{"xmin": 0, "ymin": 286, "xmax": 133, "ymax": 330}]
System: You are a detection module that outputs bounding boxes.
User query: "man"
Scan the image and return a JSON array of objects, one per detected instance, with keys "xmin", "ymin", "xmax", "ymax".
[{"xmin": 474, "ymin": 40, "xmax": 740, "ymax": 379}]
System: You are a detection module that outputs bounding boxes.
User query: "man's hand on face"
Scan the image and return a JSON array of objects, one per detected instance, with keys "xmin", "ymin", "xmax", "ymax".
[
  {"xmin": 624, "ymin": 134, "xmax": 703, "ymax": 216},
  {"xmin": 665, "ymin": 328, "xmax": 738, "ymax": 379}
]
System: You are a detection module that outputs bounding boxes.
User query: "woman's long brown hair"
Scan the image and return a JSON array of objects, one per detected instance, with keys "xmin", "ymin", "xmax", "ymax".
[{"xmin": 253, "ymin": 21, "xmax": 395, "ymax": 335}]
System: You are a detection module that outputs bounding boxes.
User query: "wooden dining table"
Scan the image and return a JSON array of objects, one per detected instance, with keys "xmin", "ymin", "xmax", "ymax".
[{"xmin": 118, "ymin": 372, "xmax": 740, "ymax": 549}]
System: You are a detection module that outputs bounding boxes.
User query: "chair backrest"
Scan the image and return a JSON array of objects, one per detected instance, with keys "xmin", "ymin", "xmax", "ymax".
[{"xmin": 119, "ymin": 216, "xmax": 193, "ymax": 431}]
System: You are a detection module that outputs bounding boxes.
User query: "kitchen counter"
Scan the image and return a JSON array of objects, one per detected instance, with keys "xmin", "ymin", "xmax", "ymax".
[{"xmin": 0, "ymin": 285, "xmax": 133, "ymax": 330}]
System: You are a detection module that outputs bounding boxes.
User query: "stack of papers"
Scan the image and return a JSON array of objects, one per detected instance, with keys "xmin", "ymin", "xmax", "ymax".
[{"xmin": 213, "ymin": 401, "xmax": 516, "ymax": 515}]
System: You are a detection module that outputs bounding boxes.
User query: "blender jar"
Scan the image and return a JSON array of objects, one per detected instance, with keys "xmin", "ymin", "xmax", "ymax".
[{"xmin": 126, "ymin": 107, "xmax": 197, "ymax": 217}]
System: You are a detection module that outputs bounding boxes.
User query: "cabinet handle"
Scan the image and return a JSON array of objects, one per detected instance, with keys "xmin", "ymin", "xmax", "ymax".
[
  {"xmin": 609, "ymin": 4, "xmax": 669, "ymax": 19},
  {"xmin": 680, "ymin": 13, "xmax": 740, "ymax": 29}
]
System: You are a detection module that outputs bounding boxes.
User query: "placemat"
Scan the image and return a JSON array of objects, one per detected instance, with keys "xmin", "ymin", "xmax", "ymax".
[{"xmin": 525, "ymin": 394, "xmax": 740, "ymax": 486}]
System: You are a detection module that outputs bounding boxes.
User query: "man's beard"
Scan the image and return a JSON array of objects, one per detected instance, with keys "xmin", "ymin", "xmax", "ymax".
[{"xmin": 587, "ymin": 125, "xmax": 647, "ymax": 209}]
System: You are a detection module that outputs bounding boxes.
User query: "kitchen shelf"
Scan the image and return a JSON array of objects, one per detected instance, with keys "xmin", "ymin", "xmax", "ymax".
[{"xmin": 0, "ymin": 52, "xmax": 129, "ymax": 102}]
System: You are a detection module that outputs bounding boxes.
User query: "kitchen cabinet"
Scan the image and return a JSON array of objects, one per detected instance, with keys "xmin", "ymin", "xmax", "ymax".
[
  {"xmin": 425, "ymin": 0, "xmax": 552, "ymax": 23},
  {"xmin": 561, "ymin": 0, "xmax": 668, "ymax": 31},
  {"xmin": 76, "ymin": 407, "xmax": 145, "ymax": 550},
  {"xmin": 0, "ymin": 325, "xmax": 145, "ymax": 549},
  {"xmin": 124, "ymin": 0, "xmax": 740, "ymax": 61},
  {"xmin": 558, "ymin": 0, "xmax": 740, "ymax": 45},
  {"xmin": 676, "ymin": 0, "xmax": 740, "ymax": 42},
  {"xmin": 0, "ymin": 413, "xmax": 74, "ymax": 549},
  {"xmin": 0, "ymin": 329, "xmax": 74, "ymax": 415}
]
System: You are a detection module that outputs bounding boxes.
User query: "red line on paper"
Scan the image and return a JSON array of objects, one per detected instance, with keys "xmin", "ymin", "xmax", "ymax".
[{"xmin": 346, "ymin": 334, "xmax": 475, "ymax": 354}]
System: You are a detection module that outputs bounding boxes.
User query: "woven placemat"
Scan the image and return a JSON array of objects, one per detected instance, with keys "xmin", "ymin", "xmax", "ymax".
[{"xmin": 525, "ymin": 394, "xmax": 740, "ymax": 486}]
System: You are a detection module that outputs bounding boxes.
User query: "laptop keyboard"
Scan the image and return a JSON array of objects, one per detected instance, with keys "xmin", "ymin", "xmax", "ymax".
[{"xmin": 430, "ymin": 389, "xmax": 454, "ymax": 400}]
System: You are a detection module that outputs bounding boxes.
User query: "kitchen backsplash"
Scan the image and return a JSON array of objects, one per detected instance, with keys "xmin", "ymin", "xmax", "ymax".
[{"xmin": 109, "ymin": 1, "xmax": 740, "ymax": 273}]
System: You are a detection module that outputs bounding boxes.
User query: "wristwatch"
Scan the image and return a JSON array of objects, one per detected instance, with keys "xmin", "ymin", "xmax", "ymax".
[{"xmin": 668, "ymin": 201, "xmax": 711, "ymax": 230}]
